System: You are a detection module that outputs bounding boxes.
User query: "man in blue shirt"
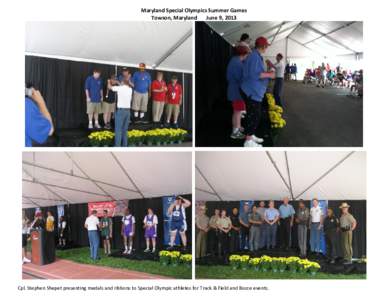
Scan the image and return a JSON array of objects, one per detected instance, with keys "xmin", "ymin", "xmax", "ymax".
[
  {"xmin": 85, "ymin": 69, "xmax": 103, "ymax": 129},
  {"xmin": 264, "ymin": 200, "xmax": 280, "ymax": 249},
  {"xmin": 132, "ymin": 63, "xmax": 151, "ymax": 121},
  {"xmin": 240, "ymin": 37, "xmax": 275, "ymax": 147},
  {"xmin": 279, "ymin": 197, "xmax": 295, "ymax": 250},
  {"xmin": 226, "ymin": 45, "xmax": 249, "ymax": 140},
  {"xmin": 239, "ymin": 203, "xmax": 250, "ymax": 250},
  {"xmin": 25, "ymin": 88, "xmax": 54, "ymax": 147}
]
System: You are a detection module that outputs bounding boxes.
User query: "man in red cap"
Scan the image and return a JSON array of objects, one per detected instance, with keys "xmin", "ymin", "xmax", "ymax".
[
  {"xmin": 267, "ymin": 53, "xmax": 285, "ymax": 107},
  {"xmin": 132, "ymin": 63, "xmax": 152, "ymax": 122},
  {"xmin": 240, "ymin": 36, "xmax": 275, "ymax": 147},
  {"xmin": 226, "ymin": 45, "xmax": 250, "ymax": 139}
]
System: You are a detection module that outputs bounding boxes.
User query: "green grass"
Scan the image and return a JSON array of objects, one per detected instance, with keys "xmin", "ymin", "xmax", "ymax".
[
  {"xmin": 56, "ymin": 247, "xmax": 191, "ymax": 279},
  {"xmin": 195, "ymin": 265, "xmax": 366, "ymax": 280}
]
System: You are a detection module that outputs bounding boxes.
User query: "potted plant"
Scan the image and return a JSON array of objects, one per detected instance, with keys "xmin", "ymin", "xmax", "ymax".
[
  {"xmin": 180, "ymin": 254, "xmax": 192, "ymax": 268},
  {"xmin": 170, "ymin": 251, "xmax": 181, "ymax": 267},
  {"xmin": 249, "ymin": 257, "xmax": 261, "ymax": 271},
  {"xmin": 159, "ymin": 250, "xmax": 171, "ymax": 266},
  {"xmin": 229, "ymin": 255, "xmax": 242, "ymax": 270},
  {"xmin": 259, "ymin": 255, "xmax": 272, "ymax": 272}
]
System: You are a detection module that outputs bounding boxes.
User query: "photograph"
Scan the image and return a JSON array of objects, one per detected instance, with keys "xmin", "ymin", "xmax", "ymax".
[
  {"xmin": 195, "ymin": 21, "xmax": 363, "ymax": 147},
  {"xmin": 25, "ymin": 21, "xmax": 193, "ymax": 147},
  {"xmin": 22, "ymin": 151, "xmax": 192, "ymax": 279},
  {"xmin": 195, "ymin": 151, "xmax": 366, "ymax": 279}
]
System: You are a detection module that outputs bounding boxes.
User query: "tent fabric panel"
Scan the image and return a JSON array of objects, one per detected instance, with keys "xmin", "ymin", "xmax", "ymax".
[
  {"xmin": 25, "ymin": 22, "xmax": 192, "ymax": 72},
  {"xmin": 113, "ymin": 152, "xmax": 192, "ymax": 198},
  {"xmin": 47, "ymin": 186, "xmax": 112, "ymax": 204},
  {"xmin": 158, "ymin": 36, "xmax": 193, "ymax": 72},
  {"xmin": 290, "ymin": 25, "xmax": 321, "ymax": 44},
  {"xmin": 195, "ymin": 189, "xmax": 220, "ymax": 202},
  {"xmin": 195, "ymin": 152, "xmax": 290, "ymax": 201},
  {"xmin": 96, "ymin": 183, "xmax": 141, "ymax": 201}
]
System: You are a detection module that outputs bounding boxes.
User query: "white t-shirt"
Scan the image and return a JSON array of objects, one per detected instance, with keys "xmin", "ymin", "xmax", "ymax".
[
  {"xmin": 310, "ymin": 206, "xmax": 323, "ymax": 223},
  {"xmin": 274, "ymin": 61, "xmax": 285, "ymax": 78},
  {"xmin": 85, "ymin": 215, "xmax": 100, "ymax": 231},
  {"xmin": 122, "ymin": 215, "xmax": 136, "ymax": 225},
  {"xmin": 111, "ymin": 85, "xmax": 132, "ymax": 109}
]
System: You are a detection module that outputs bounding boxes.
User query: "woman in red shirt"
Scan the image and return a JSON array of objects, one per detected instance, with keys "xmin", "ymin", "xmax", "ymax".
[{"xmin": 165, "ymin": 75, "xmax": 182, "ymax": 128}]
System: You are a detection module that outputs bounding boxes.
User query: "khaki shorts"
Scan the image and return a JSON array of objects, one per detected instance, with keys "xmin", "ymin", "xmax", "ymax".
[
  {"xmin": 132, "ymin": 91, "xmax": 149, "ymax": 112},
  {"xmin": 87, "ymin": 102, "xmax": 102, "ymax": 114},
  {"xmin": 152, "ymin": 101, "xmax": 165, "ymax": 122},
  {"xmin": 102, "ymin": 102, "xmax": 116, "ymax": 114},
  {"xmin": 165, "ymin": 103, "xmax": 180, "ymax": 117}
]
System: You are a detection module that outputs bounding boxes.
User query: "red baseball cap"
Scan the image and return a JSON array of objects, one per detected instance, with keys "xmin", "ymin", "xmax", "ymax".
[{"xmin": 255, "ymin": 37, "xmax": 270, "ymax": 47}]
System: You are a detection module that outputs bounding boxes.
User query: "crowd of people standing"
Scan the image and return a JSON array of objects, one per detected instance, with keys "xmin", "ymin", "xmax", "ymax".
[{"xmin": 196, "ymin": 198, "xmax": 357, "ymax": 265}]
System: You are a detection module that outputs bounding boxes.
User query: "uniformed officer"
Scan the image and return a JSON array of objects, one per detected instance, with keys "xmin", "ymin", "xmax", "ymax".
[
  {"xmin": 324, "ymin": 207, "xmax": 340, "ymax": 263},
  {"xmin": 195, "ymin": 205, "xmax": 209, "ymax": 259},
  {"xmin": 339, "ymin": 202, "xmax": 357, "ymax": 264},
  {"xmin": 248, "ymin": 205, "xmax": 263, "ymax": 252},
  {"xmin": 208, "ymin": 208, "xmax": 220, "ymax": 256},
  {"xmin": 295, "ymin": 200, "xmax": 309, "ymax": 258}
]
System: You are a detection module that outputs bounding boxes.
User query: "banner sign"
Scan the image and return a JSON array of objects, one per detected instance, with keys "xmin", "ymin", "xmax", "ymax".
[
  {"xmin": 88, "ymin": 201, "xmax": 116, "ymax": 217},
  {"xmin": 162, "ymin": 195, "xmax": 181, "ymax": 246}
]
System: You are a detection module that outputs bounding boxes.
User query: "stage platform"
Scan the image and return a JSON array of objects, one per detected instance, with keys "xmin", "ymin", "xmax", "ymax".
[
  {"xmin": 32, "ymin": 123, "xmax": 192, "ymax": 147},
  {"xmin": 196, "ymin": 249, "xmax": 366, "ymax": 275},
  {"xmin": 22, "ymin": 258, "xmax": 169, "ymax": 280}
]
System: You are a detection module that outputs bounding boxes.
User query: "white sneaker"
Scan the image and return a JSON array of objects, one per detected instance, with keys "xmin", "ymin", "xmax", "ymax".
[
  {"xmin": 251, "ymin": 135, "xmax": 264, "ymax": 144},
  {"xmin": 127, "ymin": 248, "xmax": 132, "ymax": 255},
  {"xmin": 134, "ymin": 111, "xmax": 139, "ymax": 117},
  {"xmin": 144, "ymin": 248, "xmax": 150, "ymax": 253},
  {"xmin": 23, "ymin": 257, "xmax": 31, "ymax": 263},
  {"xmin": 94, "ymin": 123, "xmax": 101, "ymax": 129},
  {"xmin": 152, "ymin": 248, "xmax": 156, "ymax": 253},
  {"xmin": 140, "ymin": 112, "xmax": 145, "ymax": 118},
  {"xmin": 88, "ymin": 123, "xmax": 93, "ymax": 129},
  {"xmin": 123, "ymin": 249, "xmax": 128, "ymax": 254},
  {"xmin": 244, "ymin": 139, "xmax": 263, "ymax": 147}
]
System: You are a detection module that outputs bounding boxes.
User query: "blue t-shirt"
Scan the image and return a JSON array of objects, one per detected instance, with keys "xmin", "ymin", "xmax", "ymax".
[
  {"xmin": 84, "ymin": 76, "xmax": 103, "ymax": 102},
  {"xmin": 279, "ymin": 204, "xmax": 295, "ymax": 218},
  {"xmin": 241, "ymin": 50, "xmax": 269, "ymax": 102},
  {"xmin": 239, "ymin": 211, "xmax": 249, "ymax": 225},
  {"xmin": 226, "ymin": 56, "xmax": 244, "ymax": 101},
  {"xmin": 132, "ymin": 71, "xmax": 151, "ymax": 93},
  {"xmin": 25, "ymin": 97, "xmax": 52, "ymax": 147},
  {"xmin": 265, "ymin": 208, "xmax": 280, "ymax": 221}
]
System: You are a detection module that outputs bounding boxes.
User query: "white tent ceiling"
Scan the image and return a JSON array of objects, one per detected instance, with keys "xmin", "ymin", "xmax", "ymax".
[
  {"xmin": 196, "ymin": 151, "xmax": 366, "ymax": 201},
  {"xmin": 206, "ymin": 21, "xmax": 363, "ymax": 58},
  {"xmin": 22, "ymin": 151, "xmax": 192, "ymax": 208},
  {"xmin": 25, "ymin": 22, "xmax": 193, "ymax": 73}
]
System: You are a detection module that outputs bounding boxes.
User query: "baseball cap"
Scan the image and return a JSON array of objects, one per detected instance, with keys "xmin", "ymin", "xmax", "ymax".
[{"xmin": 255, "ymin": 36, "xmax": 270, "ymax": 47}]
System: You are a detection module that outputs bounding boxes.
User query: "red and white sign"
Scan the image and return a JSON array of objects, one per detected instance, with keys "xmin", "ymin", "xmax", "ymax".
[{"xmin": 88, "ymin": 201, "xmax": 116, "ymax": 217}]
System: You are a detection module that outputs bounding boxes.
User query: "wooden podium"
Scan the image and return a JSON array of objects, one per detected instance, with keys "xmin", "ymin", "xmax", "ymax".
[{"xmin": 30, "ymin": 228, "xmax": 46, "ymax": 265}]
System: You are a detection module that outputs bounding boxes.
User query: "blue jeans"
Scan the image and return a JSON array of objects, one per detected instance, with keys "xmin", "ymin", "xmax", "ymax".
[
  {"xmin": 273, "ymin": 77, "xmax": 284, "ymax": 107},
  {"xmin": 310, "ymin": 223, "xmax": 321, "ymax": 252},
  {"xmin": 266, "ymin": 223, "xmax": 277, "ymax": 248},
  {"xmin": 115, "ymin": 108, "xmax": 131, "ymax": 147},
  {"xmin": 88, "ymin": 230, "xmax": 100, "ymax": 260},
  {"xmin": 240, "ymin": 227, "xmax": 249, "ymax": 250}
]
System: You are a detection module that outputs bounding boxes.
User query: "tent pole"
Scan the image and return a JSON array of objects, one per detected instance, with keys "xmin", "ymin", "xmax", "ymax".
[
  {"xmin": 265, "ymin": 152, "xmax": 292, "ymax": 194},
  {"xmin": 195, "ymin": 165, "xmax": 223, "ymax": 201},
  {"xmin": 295, "ymin": 151, "xmax": 355, "ymax": 199},
  {"xmin": 284, "ymin": 152, "xmax": 295, "ymax": 200},
  {"xmin": 110, "ymin": 153, "xmax": 145, "ymax": 199},
  {"xmin": 22, "ymin": 160, "xmax": 139, "ymax": 193}
]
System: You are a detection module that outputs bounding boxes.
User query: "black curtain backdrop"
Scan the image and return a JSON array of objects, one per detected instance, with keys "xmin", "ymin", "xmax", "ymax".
[
  {"xmin": 195, "ymin": 22, "xmax": 234, "ymax": 146},
  {"xmin": 202, "ymin": 200, "xmax": 366, "ymax": 258},
  {"xmin": 25, "ymin": 56, "xmax": 192, "ymax": 131},
  {"xmin": 25, "ymin": 194, "xmax": 192, "ymax": 251}
]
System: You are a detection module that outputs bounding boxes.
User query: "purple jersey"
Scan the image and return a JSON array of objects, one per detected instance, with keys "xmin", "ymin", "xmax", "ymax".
[
  {"xmin": 144, "ymin": 214, "xmax": 157, "ymax": 238},
  {"xmin": 122, "ymin": 215, "xmax": 135, "ymax": 236}
]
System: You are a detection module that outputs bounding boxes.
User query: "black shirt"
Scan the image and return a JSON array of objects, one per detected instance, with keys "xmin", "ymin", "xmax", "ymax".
[
  {"xmin": 324, "ymin": 216, "xmax": 339, "ymax": 232},
  {"xmin": 230, "ymin": 214, "xmax": 241, "ymax": 229}
]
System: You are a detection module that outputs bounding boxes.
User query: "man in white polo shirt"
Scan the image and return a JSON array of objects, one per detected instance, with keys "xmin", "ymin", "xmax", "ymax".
[
  {"xmin": 108, "ymin": 79, "xmax": 133, "ymax": 147},
  {"xmin": 84, "ymin": 210, "xmax": 101, "ymax": 261},
  {"xmin": 267, "ymin": 53, "xmax": 285, "ymax": 107},
  {"xmin": 309, "ymin": 198, "xmax": 324, "ymax": 254}
]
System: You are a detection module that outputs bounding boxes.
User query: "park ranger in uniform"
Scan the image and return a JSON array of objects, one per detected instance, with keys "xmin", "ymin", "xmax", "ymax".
[
  {"xmin": 339, "ymin": 202, "xmax": 357, "ymax": 264},
  {"xmin": 248, "ymin": 205, "xmax": 263, "ymax": 252},
  {"xmin": 295, "ymin": 200, "xmax": 310, "ymax": 258}
]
